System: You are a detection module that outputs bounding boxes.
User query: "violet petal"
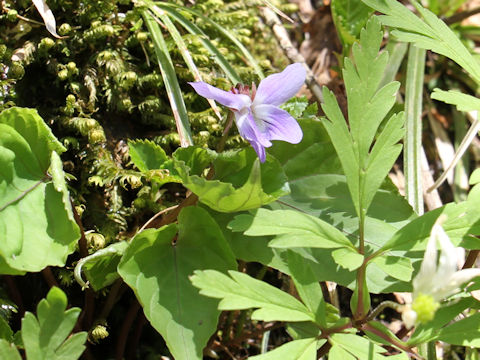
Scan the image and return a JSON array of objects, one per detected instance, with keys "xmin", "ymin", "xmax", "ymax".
[
  {"xmin": 234, "ymin": 110, "xmax": 272, "ymax": 148},
  {"xmin": 253, "ymin": 104, "xmax": 303, "ymax": 144},
  {"xmin": 189, "ymin": 82, "xmax": 251, "ymax": 110},
  {"xmin": 253, "ymin": 63, "xmax": 306, "ymax": 106},
  {"xmin": 248, "ymin": 140, "xmax": 267, "ymax": 162}
]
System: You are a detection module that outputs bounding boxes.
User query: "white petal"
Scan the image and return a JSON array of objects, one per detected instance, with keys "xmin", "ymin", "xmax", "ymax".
[
  {"xmin": 435, "ymin": 224, "xmax": 458, "ymax": 283},
  {"xmin": 413, "ymin": 224, "xmax": 439, "ymax": 297},
  {"xmin": 434, "ymin": 268, "xmax": 480, "ymax": 300}
]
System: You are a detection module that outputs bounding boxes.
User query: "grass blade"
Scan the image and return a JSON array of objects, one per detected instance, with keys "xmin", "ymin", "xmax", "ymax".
[
  {"xmin": 158, "ymin": 2, "xmax": 264, "ymax": 80},
  {"xmin": 404, "ymin": 45, "xmax": 425, "ymax": 215},
  {"xmin": 143, "ymin": 10, "xmax": 194, "ymax": 147},
  {"xmin": 149, "ymin": 5, "xmax": 222, "ymax": 120},
  {"xmin": 151, "ymin": 2, "xmax": 241, "ymax": 84}
]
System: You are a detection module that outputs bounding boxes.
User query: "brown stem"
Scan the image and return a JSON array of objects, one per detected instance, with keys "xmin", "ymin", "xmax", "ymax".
[
  {"xmin": 158, "ymin": 192, "xmax": 199, "ymax": 227},
  {"xmin": 463, "ymin": 249, "xmax": 479, "ymax": 269},
  {"xmin": 41, "ymin": 267, "xmax": 59, "ymax": 288},
  {"xmin": 362, "ymin": 323, "xmax": 420, "ymax": 359},
  {"xmin": 115, "ymin": 300, "xmax": 141, "ymax": 360},
  {"xmin": 316, "ymin": 341, "xmax": 332, "ymax": 358},
  {"xmin": 445, "ymin": 6, "xmax": 480, "ymax": 25},
  {"xmin": 216, "ymin": 112, "xmax": 234, "ymax": 153},
  {"xmin": 98, "ymin": 279, "xmax": 125, "ymax": 319},
  {"xmin": 126, "ymin": 311, "xmax": 147, "ymax": 360},
  {"xmin": 72, "ymin": 201, "xmax": 89, "ymax": 258},
  {"xmin": 320, "ymin": 281, "xmax": 332, "ymax": 304}
]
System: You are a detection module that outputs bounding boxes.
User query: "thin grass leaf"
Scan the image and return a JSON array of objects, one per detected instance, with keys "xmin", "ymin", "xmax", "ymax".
[
  {"xmin": 150, "ymin": 5, "xmax": 222, "ymax": 120},
  {"xmin": 149, "ymin": 2, "xmax": 241, "ymax": 84},
  {"xmin": 158, "ymin": 2, "xmax": 265, "ymax": 80},
  {"xmin": 362, "ymin": 0, "xmax": 480, "ymax": 84},
  {"xmin": 404, "ymin": 45, "xmax": 425, "ymax": 215},
  {"xmin": 428, "ymin": 89, "xmax": 480, "ymax": 191},
  {"xmin": 142, "ymin": 10, "xmax": 194, "ymax": 147}
]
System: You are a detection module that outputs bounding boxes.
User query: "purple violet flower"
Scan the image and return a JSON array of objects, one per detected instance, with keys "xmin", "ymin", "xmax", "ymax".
[{"xmin": 189, "ymin": 63, "xmax": 305, "ymax": 162}]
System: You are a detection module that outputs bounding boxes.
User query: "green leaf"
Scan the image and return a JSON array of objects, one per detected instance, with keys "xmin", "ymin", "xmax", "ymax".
[
  {"xmin": 21, "ymin": 287, "xmax": 87, "ymax": 360},
  {"xmin": 331, "ymin": 248, "xmax": 364, "ymax": 271},
  {"xmin": 118, "ymin": 206, "xmax": 236, "ymax": 360},
  {"xmin": 362, "ymin": 0, "xmax": 480, "ymax": 84},
  {"xmin": 321, "ymin": 16, "xmax": 403, "ymax": 216},
  {"xmin": 0, "ymin": 316, "xmax": 13, "ymax": 341},
  {"xmin": 287, "ymin": 251, "xmax": 329, "ymax": 327},
  {"xmin": 142, "ymin": 11, "xmax": 193, "ymax": 147},
  {"xmin": 329, "ymin": 344, "xmax": 357, "ymax": 360},
  {"xmin": 229, "ymin": 208, "xmax": 354, "ymax": 250},
  {"xmin": 0, "ymin": 339, "xmax": 21, "ymax": 360},
  {"xmin": 329, "ymin": 333, "xmax": 388, "ymax": 359},
  {"xmin": 371, "ymin": 255, "xmax": 413, "ymax": 282},
  {"xmin": 177, "ymin": 148, "xmax": 289, "ymax": 212},
  {"xmin": 379, "ymin": 201, "xmax": 476, "ymax": 252},
  {"xmin": 432, "ymin": 89, "xmax": 480, "ymax": 112},
  {"xmin": 437, "ymin": 312, "xmax": 480, "ymax": 347},
  {"xmin": 331, "ymin": 0, "xmax": 374, "ymax": 46},
  {"xmin": 249, "ymin": 338, "xmax": 317, "ymax": 360},
  {"xmin": 0, "ymin": 107, "xmax": 80, "ymax": 274},
  {"xmin": 191, "ymin": 270, "xmax": 315, "ymax": 322},
  {"xmin": 128, "ymin": 139, "xmax": 168, "ymax": 172},
  {"xmin": 76, "ymin": 241, "xmax": 128, "ymax": 291}
]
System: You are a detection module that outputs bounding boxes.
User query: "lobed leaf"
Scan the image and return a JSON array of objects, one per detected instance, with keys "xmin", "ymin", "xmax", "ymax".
[
  {"xmin": 191, "ymin": 269, "xmax": 315, "ymax": 322},
  {"xmin": 362, "ymin": 0, "xmax": 480, "ymax": 84},
  {"xmin": 21, "ymin": 287, "xmax": 87, "ymax": 360}
]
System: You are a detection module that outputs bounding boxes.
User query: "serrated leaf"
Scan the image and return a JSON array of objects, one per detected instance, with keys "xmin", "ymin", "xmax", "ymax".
[
  {"xmin": 331, "ymin": 0, "xmax": 374, "ymax": 46},
  {"xmin": 177, "ymin": 148, "xmax": 289, "ymax": 212},
  {"xmin": 21, "ymin": 287, "xmax": 87, "ymax": 360},
  {"xmin": 191, "ymin": 269, "xmax": 314, "ymax": 322},
  {"xmin": 321, "ymin": 16, "xmax": 403, "ymax": 217},
  {"xmin": 229, "ymin": 208, "xmax": 354, "ymax": 250},
  {"xmin": 118, "ymin": 207, "xmax": 236, "ymax": 360},
  {"xmin": 249, "ymin": 338, "xmax": 317, "ymax": 360},
  {"xmin": 329, "ymin": 333, "xmax": 388, "ymax": 359},
  {"xmin": 432, "ymin": 89, "xmax": 480, "ymax": 112},
  {"xmin": 0, "ymin": 107, "xmax": 79, "ymax": 274},
  {"xmin": 128, "ymin": 139, "xmax": 168, "ymax": 172}
]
